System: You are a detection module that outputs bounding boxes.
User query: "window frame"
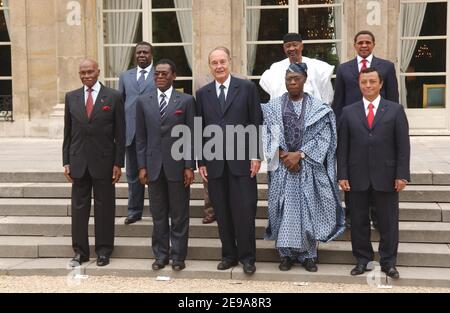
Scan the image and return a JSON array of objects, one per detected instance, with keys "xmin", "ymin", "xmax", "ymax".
[
  {"xmin": 0, "ymin": 2, "xmax": 13, "ymax": 121},
  {"xmin": 96, "ymin": 0, "xmax": 193, "ymax": 89},
  {"xmin": 243, "ymin": 0, "xmax": 346, "ymax": 80},
  {"xmin": 398, "ymin": 0, "xmax": 449, "ymax": 110}
]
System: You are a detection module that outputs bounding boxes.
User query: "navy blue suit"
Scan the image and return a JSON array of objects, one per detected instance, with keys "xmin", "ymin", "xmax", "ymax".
[
  {"xmin": 196, "ymin": 76, "xmax": 262, "ymax": 265},
  {"xmin": 119, "ymin": 67, "xmax": 155, "ymax": 220},
  {"xmin": 333, "ymin": 57, "xmax": 399, "ymax": 124},
  {"xmin": 337, "ymin": 98, "xmax": 410, "ymax": 268}
]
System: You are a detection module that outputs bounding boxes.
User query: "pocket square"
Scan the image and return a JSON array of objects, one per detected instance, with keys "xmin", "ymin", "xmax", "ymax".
[
  {"xmin": 102, "ymin": 106, "xmax": 111, "ymax": 111},
  {"xmin": 174, "ymin": 110, "xmax": 184, "ymax": 115}
]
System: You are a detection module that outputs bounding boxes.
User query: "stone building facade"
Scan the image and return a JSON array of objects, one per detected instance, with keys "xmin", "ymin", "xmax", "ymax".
[{"xmin": 0, "ymin": 0, "xmax": 449, "ymax": 137}]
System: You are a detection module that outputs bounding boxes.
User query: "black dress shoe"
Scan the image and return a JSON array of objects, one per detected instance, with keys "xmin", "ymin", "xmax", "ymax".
[
  {"xmin": 279, "ymin": 257, "xmax": 294, "ymax": 271},
  {"xmin": 350, "ymin": 264, "xmax": 369, "ymax": 276},
  {"xmin": 303, "ymin": 259, "xmax": 318, "ymax": 272},
  {"xmin": 217, "ymin": 260, "xmax": 238, "ymax": 270},
  {"xmin": 152, "ymin": 259, "xmax": 169, "ymax": 270},
  {"xmin": 124, "ymin": 217, "xmax": 142, "ymax": 225},
  {"xmin": 243, "ymin": 263, "xmax": 256, "ymax": 275},
  {"xmin": 382, "ymin": 266, "xmax": 400, "ymax": 279},
  {"xmin": 172, "ymin": 261, "xmax": 186, "ymax": 271},
  {"xmin": 69, "ymin": 254, "xmax": 89, "ymax": 267},
  {"xmin": 96, "ymin": 255, "xmax": 110, "ymax": 267}
]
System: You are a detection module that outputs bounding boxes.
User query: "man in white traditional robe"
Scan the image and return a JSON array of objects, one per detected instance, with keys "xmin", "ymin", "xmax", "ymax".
[{"xmin": 259, "ymin": 33, "xmax": 334, "ymax": 104}]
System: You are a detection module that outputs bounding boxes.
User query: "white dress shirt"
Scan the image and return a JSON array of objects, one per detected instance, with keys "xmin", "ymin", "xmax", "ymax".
[
  {"xmin": 215, "ymin": 75, "xmax": 231, "ymax": 99},
  {"xmin": 363, "ymin": 95, "xmax": 381, "ymax": 117},
  {"xmin": 157, "ymin": 86, "xmax": 174, "ymax": 104},
  {"xmin": 84, "ymin": 81, "xmax": 101, "ymax": 106},
  {"xmin": 137, "ymin": 64, "xmax": 153, "ymax": 81},
  {"xmin": 357, "ymin": 54, "xmax": 374, "ymax": 72}
]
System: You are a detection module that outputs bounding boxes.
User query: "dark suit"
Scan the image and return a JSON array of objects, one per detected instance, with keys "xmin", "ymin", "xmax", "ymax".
[
  {"xmin": 333, "ymin": 57, "xmax": 399, "ymax": 123},
  {"xmin": 337, "ymin": 98, "xmax": 410, "ymax": 267},
  {"xmin": 63, "ymin": 84, "xmax": 125, "ymax": 258},
  {"xmin": 196, "ymin": 76, "xmax": 262, "ymax": 265},
  {"xmin": 136, "ymin": 89, "xmax": 196, "ymax": 263},
  {"xmin": 119, "ymin": 68, "xmax": 155, "ymax": 220}
]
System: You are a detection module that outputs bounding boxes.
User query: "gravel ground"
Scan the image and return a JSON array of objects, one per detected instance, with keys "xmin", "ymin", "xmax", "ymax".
[{"xmin": 0, "ymin": 276, "xmax": 449, "ymax": 293}]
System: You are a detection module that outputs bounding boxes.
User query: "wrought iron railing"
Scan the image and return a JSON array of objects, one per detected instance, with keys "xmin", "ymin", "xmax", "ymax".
[{"xmin": 0, "ymin": 95, "xmax": 13, "ymax": 122}]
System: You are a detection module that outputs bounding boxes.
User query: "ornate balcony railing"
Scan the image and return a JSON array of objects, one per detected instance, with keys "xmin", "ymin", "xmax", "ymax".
[{"xmin": 0, "ymin": 95, "xmax": 13, "ymax": 122}]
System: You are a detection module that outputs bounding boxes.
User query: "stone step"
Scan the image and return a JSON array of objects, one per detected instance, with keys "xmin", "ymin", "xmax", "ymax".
[
  {"xmin": 0, "ymin": 236, "xmax": 448, "ymax": 268},
  {"xmin": 0, "ymin": 198, "xmax": 445, "ymax": 222},
  {"xmin": 0, "ymin": 216, "xmax": 449, "ymax": 243},
  {"xmin": 1, "ymin": 258, "xmax": 450, "ymax": 288},
  {"xmin": 1, "ymin": 183, "xmax": 450, "ymax": 202},
  {"xmin": 0, "ymin": 170, "xmax": 444, "ymax": 185}
]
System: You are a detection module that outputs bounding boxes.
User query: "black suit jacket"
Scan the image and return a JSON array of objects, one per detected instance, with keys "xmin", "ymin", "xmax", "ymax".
[
  {"xmin": 195, "ymin": 76, "xmax": 262, "ymax": 179},
  {"xmin": 333, "ymin": 57, "xmax": 399, "ymax": 123},
  {"xmin": 135, "ymin": 89, "xmax": 196, "ymax": 182},
  {"xmin": 337, "ymin": 98, "xmax": 410, "ymax": 192},
  {"xmin": 63, "ymin": 84, "xmax": 126, "ymax": 179}
]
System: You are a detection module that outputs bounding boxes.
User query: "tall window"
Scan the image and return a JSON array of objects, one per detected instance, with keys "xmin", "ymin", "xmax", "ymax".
[
  {"xmin": 0, "ymin": 0, "xmax": 12, "ymax": 121},
  {"xmin": 245, "ymin": 0, "xmax": 344, "ymax": 101},
  {"xmin": 98, "ymin": 0, "xmax": 193, "ymax": 94},
  {"xmin": 400, "ymin": 0, "xmax": 448, "ymax": 109}
]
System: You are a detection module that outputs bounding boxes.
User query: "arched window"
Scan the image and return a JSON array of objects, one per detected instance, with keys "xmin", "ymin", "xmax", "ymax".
[
  {"xmin": 98, "ymin": 0, "xmax": 193, "ymax": 94},
  {"xmin": 0, "ymin": 0, "xmax": 12, "ymax": 121}
]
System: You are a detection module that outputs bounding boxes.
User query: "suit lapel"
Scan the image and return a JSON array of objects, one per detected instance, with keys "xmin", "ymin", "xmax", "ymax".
[
  {"xmin": 148, "ymin": 90, "xmax": 162, "ymax": 126},
  {"xmin": 89, "ymin": 85, "xmax": 108, "ymax": 121},
  {"xmin": 142, "ymin": 67, "xmax": 155, "ymax": 94},
  {"xmin": 75, "ymin": 88, "xmax": 88, "ymax": 123},
  {"xmin": 206, "ymin": 82, "xmax": 223, "ymax": 118},
  {"xmin": 161, "ymin": 90, "xmax": 181, "ymax": 124},
  {"xmin": 351, "ymin": 58, "xmax": 360, "ymax": 78},
  {"xmin": 356, "ymin": 101, "xmax": 370, "ymax": 130},
  {"xmin": 372, "ymin": 98, "xmax": 390, "ymax": 130},
  {"xmin": 223, "ymin": 76, "xmax": 240, "ymax": 115},
  {"xmin": 129, "ymin": 68, "xmax": 140, "ymax": 93}
]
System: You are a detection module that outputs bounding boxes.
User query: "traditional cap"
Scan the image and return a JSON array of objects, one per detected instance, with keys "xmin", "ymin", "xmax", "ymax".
[
  {"xmin": 283, "ymin": 33, "xmax": 303, "ymax": 43},
  {"xmin": 287, "ymin": 62, "xmax": 308, "ymax": 77}
]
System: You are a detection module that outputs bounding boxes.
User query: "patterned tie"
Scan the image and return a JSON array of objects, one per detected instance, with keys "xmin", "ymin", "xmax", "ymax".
[
  {"xmin": 159, "ymin": 93, "xmax": 168, "ymax": 118},
  {"xmin": 138, "ymin": 70, "xmax": 147, "ymax": 92},
  {"xmin": 86, "ymin": 88, "xmax": 94, "ymax": 119},
  {"xmin": 218, "ymin": 85, "xmax": 226, "ymax": 114},
  {"xmin": 361, "ymin": 59, "xmax": 368, "ymax": 72},
  {"xmin": 367, "ymin": 103, "xmax": 375, "ymax": 128}
]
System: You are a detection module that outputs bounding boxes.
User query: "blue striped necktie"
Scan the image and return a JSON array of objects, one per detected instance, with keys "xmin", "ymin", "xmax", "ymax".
[{"xmin": 159, "ymin": 93, "xmax": 168, "ymax": 118}]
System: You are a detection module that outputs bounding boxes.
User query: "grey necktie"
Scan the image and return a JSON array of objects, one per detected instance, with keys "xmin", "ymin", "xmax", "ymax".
[
  {"xmin": 159, "ymin": 93, "xmax": 168, "ymax": 118},
  {"xmin": 138, "ymin": 70, "xmax": 147, "ymax": 92},
  {"xmin": 219, "ymin": 85, "xmax": 226, "ymax": 114}
]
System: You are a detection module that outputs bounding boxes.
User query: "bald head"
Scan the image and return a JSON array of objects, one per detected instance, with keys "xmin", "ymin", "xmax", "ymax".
[{"xmin": 79, "ymin": 59, "xmax": 100, "ymax": 88}]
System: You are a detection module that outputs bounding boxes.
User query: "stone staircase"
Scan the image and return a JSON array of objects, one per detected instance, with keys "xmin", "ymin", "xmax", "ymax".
[{"xmin": 0, "ymin": 171, "xmax": 449, "ymax": 287}]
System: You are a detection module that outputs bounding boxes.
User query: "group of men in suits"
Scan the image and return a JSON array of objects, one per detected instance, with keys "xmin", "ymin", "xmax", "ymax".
[{"xmin": 62, "ymin": 29, "xmax": 410, "ymax": 279}]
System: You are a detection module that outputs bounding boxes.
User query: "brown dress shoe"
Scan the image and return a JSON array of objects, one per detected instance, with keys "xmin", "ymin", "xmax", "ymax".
[{"xmin": 202, "ymin": 214, "xmax": 216, "ymax": 224}]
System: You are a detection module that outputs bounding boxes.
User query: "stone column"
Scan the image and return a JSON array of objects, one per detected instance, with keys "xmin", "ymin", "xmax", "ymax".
[{"xmin": 49, "ymin": 0, "xmax": 97, "ymax": 138}]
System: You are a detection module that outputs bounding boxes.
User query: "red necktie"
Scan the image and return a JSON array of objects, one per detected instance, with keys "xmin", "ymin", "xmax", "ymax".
[
  {"xmin": 86, "ymin": 88, "xmax": 94, "ymax": 119},
  {"xmin": 361, "ymin": 59, "xmax": 368, "ymax": 72},
  {"xmin": 367, "ymin": 103, "xmax": 375, "ymax": 128}
]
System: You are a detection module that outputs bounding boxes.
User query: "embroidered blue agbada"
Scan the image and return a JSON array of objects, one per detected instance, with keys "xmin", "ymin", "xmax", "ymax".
[{"xmin": 262, "ymin": 93, "xmax": 345, "ymax": 260}]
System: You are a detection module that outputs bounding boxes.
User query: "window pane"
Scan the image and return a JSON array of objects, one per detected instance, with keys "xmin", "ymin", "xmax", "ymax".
[
  {"xmin": 248, "ymin": 9, "xmax": 288, "ymax": 41},
  {"xmin": 152, "ymin": 12, "xmax": 184, "ymax": 43},
  {"xmin": 0, "ymin": 80, "xmax": 13, "ymax": 114},
  {"xmin": 0, "ymin": 45, "xmax": 11, "ymax": 76},
  {"xmin": 104, "ymin": 47, "xmax": 136, "ymax": 77},
  {"xmin": 174, "ymin": 80, "xmax": 193, "ymax": 96},
  {"xmin": 302, "ymin": 43, "xmax": 340, "ymax": 71},
  {"xmin": 105, "ymin": 80, "xmax": 119, "ymax": 90},
  {"xmin": 252, "ymin": 79, "xmax": 270, "ymax": 104},
  {"xmin": 249, "ymin": 44, "xmax": 285, "ymax": 76},
  {"xmin": 298, "ymin": 6, "xmax": 341, "ymax": 40},
  {"xmin": 152, "ymin": 0, "xmax": 192, "ymax": 9},
  {"xmin": 247, "ymin": 0, "xmax": 288, "ymax": 6},
  {"xmin": 404, "ymin": 76, "xmax": 445, "ymax": 109},
  {"xmin": 0, "ymin": 10, "xmax": 10, "ymax": 42},
  {"xmin": 103, "ymin": 0, "xmax": 142, "ymax": 10},
  {"xmin": 402, "ymin": 2, "xmax": 447, "ymax": 37},
  {"xmin": 298, "ymin": 0, "xmax": 341, "ymax": 4},
  {"xmin": 153, "ymin": 46, "xmax": 192, "ymax": 76},
  {"xmin": 103, "ymin": 12, "xmax": 143, "ymax": 44},
  {"xmin": 403, "ymin": 39, "xmax": 446, "ymax": 73}
]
